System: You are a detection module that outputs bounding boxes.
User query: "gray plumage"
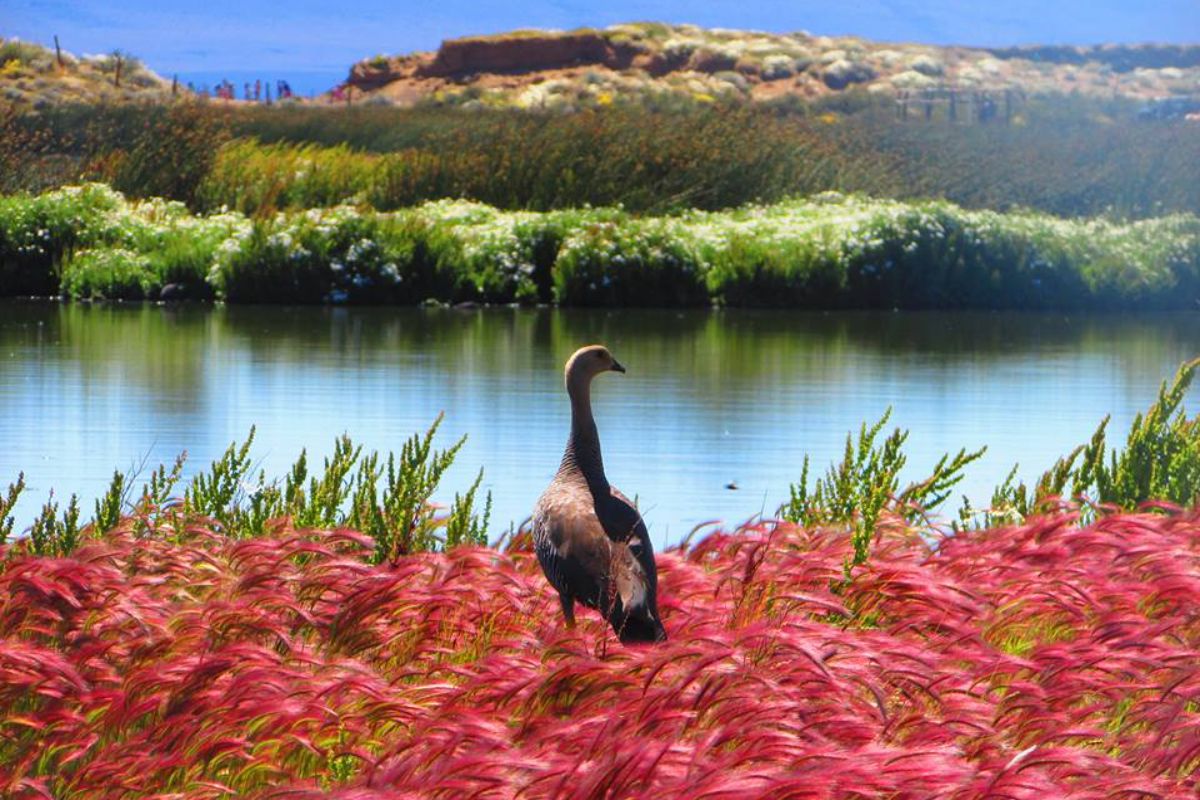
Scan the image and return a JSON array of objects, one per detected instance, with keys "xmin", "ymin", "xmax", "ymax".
[{"xmin": 532, "ymin": 345, "xmax": 667, "ymax": 644}]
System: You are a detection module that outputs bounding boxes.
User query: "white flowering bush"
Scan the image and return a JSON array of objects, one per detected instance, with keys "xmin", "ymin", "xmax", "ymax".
[
  {"xmin": 60, "ymin": 248, "xmax": 157, "ymax": 299},
  {"xmin": 0, "ymin": 183, "xmax": 125, "ymax": 293},
  {"xmin": 553, "ymin": 218, "xmax": 708, "ymax": 306},
  {"xmin": 2, "ymin": 184, "xmax": 1198, "ymax": 309},
  {"xmin": 208, "ymin": 205, "xmax": 433, "ymax": 304}
]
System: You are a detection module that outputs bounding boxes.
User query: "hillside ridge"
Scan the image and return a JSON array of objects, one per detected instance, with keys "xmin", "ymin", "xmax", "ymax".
[{"xmin": 342, "ymin": 22, "xmax": 1200, "ymax": 109}]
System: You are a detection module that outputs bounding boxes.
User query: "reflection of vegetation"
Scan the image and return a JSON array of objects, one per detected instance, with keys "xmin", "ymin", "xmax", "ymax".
[
  {"xmin": 8, "ymin": 304, "xmax": 1198, "ymax": 412},
  {"xmin": 0, "ymin": 302, "xmax": 214, "ymax": 412}
]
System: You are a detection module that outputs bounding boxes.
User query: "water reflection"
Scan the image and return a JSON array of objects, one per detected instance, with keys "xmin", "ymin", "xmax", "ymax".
[{"xmin": 1, "ymin": 301, "xmax": 1197, "ymax": 545}]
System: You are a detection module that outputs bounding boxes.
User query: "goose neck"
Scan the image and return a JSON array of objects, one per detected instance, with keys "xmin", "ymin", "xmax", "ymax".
[{"xmin": 562, "ymin": 379, "xmax": 607, "ymax": 487}]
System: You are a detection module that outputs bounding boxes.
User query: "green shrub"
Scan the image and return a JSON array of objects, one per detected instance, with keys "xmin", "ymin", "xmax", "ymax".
[
  {"xmin": 61, "ymin": 247, "xmax": 157, "ymax": 299},
  {"xmin": 0, "ymin": 474, "xmax": 25, "ymax": 545},
  {"xmin": 27, "ymin": 491, "xmax": 81, "ymax": 557},
  {"xmin": 175, "ymin": 418, "xmax": 489, "ymax": 559},
  {"xmin": 782, "ymin": 409, "xmax": 984, "ymax": 575},
  {"xmin": 957, "ymin": 359, "xmax": 1200, "ymax": 530},
  {"xmin": 553, "ymin": 219, "xmax": 708, "ymax": 306},
  {"xmin": 3, "ymin": 185, "xmax": 1199, "ymax": 310},
  {"xmin": 0, "ymin": 183, "xmax": 124, "ymax": 295}
]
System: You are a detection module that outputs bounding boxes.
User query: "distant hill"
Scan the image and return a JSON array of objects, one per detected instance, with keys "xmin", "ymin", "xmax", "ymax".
[
  {"xmin": 341, "ymin": 22, "xmax": 1200, "ymax": 109},
  {"xmin": 0, "ymin": 37, "xmax": 179, "ymax": 109}
]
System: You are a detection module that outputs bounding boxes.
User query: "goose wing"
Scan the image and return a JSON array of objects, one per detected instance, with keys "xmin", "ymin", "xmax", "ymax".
[{"xmin": 533, "ymin": 486, "xmax": 618, "ymax": 609}]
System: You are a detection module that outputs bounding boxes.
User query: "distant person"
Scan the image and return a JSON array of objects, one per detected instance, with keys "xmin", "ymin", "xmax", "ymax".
[{"xmin": 979, "ymin": 95, "xmax": 997, "ymax": 123}]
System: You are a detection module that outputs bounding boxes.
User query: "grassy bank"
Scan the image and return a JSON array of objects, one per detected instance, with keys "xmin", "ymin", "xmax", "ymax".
[
  {"xmin": 1, "ymin": 183, "xmax": 1197, "ymax": 308},
  {"xmin": 6, "ymin": 99, "xmax": 1200, "ymax": 219},
  {"xmin": 199, "ymin": 104, "xmax": 1200, "ymax": 220}
]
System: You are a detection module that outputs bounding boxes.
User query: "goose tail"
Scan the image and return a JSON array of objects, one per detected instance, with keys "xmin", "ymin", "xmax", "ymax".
[{"xmin": 615, "ymin": 609, "xmax": 667, "ymax": 644}]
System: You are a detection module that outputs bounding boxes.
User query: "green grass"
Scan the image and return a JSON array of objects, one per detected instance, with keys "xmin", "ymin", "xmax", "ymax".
[
  {"xmin": 7, "ymin": 98, "xmax": 1199, "ymax": 220},
  {"xmin": 2, "ymin": 184, "xmax": 1198, "ymax": 308}
]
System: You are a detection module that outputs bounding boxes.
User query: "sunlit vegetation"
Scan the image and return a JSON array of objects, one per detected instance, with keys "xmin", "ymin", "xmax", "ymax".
[
  {"xmin": 2, "ymin": 183, "xmax": 1196, "ymax": 308},
  {"xmin": 970, "ymin": 358, "xmax": 1200, "ymax": 525},
  {"xmin": 0, "ymin": 417, "xmax": 490, "ymax": 561},
  {"xmin": 4, "ymin": 99, "xmax": 1199, "ymax": 219},
  {"xmin": 0, "ymin": 38, "xmax": 175, "ymax": 110}
]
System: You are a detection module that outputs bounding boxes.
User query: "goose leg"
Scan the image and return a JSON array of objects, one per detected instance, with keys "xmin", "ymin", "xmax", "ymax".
[{"xmin": 559, "ymin": 593, "xmax": 576, "ymax": 628}]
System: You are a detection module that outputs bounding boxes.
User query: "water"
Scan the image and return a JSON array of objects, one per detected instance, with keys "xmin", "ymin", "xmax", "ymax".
[{"xmin": 1, "ymin": 301, "xmax": 1197, "ymax": 546}]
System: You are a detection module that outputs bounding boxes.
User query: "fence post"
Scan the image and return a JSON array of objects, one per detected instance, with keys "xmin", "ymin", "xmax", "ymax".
[
  {"xmin": 53, "ymin": 35, "xmax": 64, "ymax": 69},
  {"xmin": 113, "ymin": 55, "xmax": 122, "ymax": 87}
]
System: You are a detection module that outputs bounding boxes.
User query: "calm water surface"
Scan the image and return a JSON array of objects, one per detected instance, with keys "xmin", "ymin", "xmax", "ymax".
[{"xmin": 1, "ymin": 301, "xmax": 1197, "ymax": 546}]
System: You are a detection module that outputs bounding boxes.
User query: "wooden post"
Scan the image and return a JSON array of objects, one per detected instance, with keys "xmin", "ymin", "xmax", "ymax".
[
  {"xmin": 113, "ymin": 54, "xmax": 122, "ymax": 87},
  {"xmin": 171, "ymin": 74, "xmax": 178, "ymax": 96},
  {"xmin": 53, "ymin": 35, "xmax": 64, "ymax": 69},
  {"xmin": 924, "ymin": 93, "xmax": 933, "ymax": 121}
]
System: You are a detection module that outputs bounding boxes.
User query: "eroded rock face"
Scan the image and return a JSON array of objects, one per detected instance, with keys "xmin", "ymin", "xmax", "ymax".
[
  {"xmin": 338, "ymin": 24, "xmax": 1200, "ymax": 107},
  {"xmin": 349, "ymin": 60, "xmax": 403, "ymax": 89},
  {"xmin": 419, "ymin": 32, "xmax": 642, "ymax": 77}
]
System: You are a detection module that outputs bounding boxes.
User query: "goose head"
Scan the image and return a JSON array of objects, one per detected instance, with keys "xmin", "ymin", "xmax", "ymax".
[{"xmin": 564, "ymin": 344, "xmax": 625, "ymax": 393}]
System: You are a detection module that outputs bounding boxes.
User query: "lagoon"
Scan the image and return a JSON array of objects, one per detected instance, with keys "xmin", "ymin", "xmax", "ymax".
[{"xmin": 1, "ymin": 301, "xmax": 1196, "ymax": 545}]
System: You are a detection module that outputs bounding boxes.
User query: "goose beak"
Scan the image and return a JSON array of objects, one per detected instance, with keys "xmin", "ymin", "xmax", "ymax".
[{"xmin": 611, "ymin": 359, "xmax": 626, "ymax": 374}]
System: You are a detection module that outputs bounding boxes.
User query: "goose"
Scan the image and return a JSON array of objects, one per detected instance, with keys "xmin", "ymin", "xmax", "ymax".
[{"xmin": 532, "ymin": 345, "xmax": 667, "ymax": 644}]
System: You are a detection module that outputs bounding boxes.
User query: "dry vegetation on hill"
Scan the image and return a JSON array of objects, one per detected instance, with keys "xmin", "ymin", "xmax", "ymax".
[
  {"xmin": 0, "ymin": 38, "xmax": 176, "ymax": 109},
  {"xmin": 344, "ymin": 22, "xmax": 1200, "ymax": 110}
]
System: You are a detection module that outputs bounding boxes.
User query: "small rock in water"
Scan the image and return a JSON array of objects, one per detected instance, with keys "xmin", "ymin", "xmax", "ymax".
[{"xmin": 159, "ymin": 283, "xmax": 187, "ymax": 301}]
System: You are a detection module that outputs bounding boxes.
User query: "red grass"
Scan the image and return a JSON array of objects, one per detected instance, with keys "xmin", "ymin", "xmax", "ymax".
[{"xmin": 1, "ymin": 510, "xmax": 1198, "ymax": 798}]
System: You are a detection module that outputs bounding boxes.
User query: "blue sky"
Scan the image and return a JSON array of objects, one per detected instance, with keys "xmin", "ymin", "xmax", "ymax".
[{"xmin": 4, "ymin": 1, "xmax": 1198, "ymax": 95}]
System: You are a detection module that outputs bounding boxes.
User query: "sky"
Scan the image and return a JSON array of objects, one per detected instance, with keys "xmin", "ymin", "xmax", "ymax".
[{"xmin": 4, "ymin": 1, "xmax": 1199, "ymax": 95}]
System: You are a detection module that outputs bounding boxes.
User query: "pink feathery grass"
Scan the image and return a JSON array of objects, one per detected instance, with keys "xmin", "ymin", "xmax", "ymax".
[{"xmin": 1, "ymin": 510, "xmax": 1199, "ymax": 797}]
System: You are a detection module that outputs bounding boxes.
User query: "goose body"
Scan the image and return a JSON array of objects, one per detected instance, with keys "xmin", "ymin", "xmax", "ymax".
[{"xmin": 533, "ymin": 345, "xmax": 666, "ymax": 644}]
